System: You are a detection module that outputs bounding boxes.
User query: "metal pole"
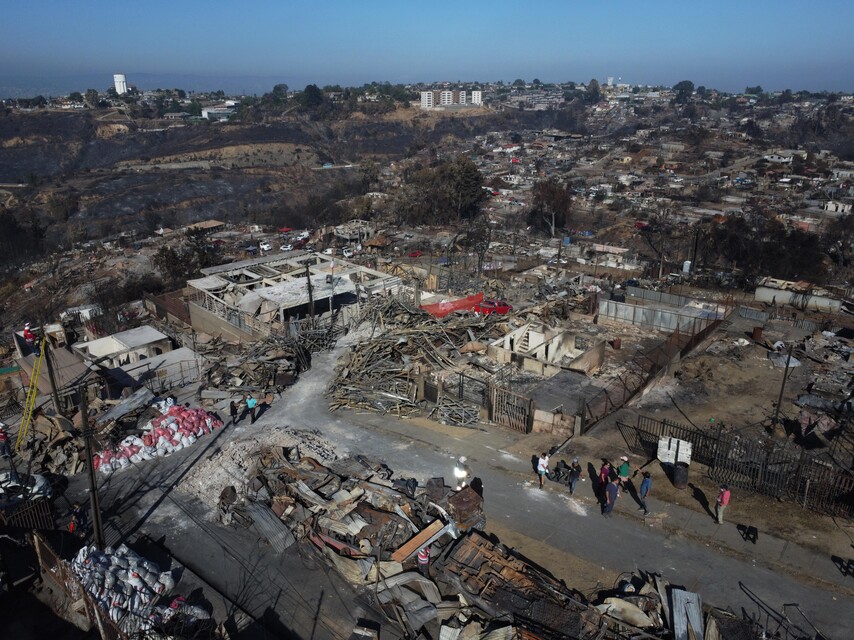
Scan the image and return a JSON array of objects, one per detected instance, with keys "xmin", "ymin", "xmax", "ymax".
[
  {"xmin": 80, "ymin": 386, "xmax": 105, "ymax": 550},
  {"xmin": 305, "ymin": 264, "xmax": 315, "ymax": 318},
  {"xmin": 329, "ymin": 260, "xmax": 334, "ymax": 316},
  {"xmin": 41, "ymin": 341, "xmax": 62, "ymax": 415},
  {"xmin": 772, "ymin": 343, "xmax": 794, "ymax": 427}
]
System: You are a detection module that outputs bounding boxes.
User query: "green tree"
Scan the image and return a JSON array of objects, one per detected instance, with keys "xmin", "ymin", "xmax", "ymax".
[
  {"xmin": 68, "ymin": 91, "xmax": 84, "ymax": 102},
  {"xmin": 512, "ymin": 78, "xmax": 526, "ymax": 87},
  {"xmin": 443, "ymin": 155, "xmax": 485, "ymax": 220},
  {"xmin": 745, "ymin": 85, "xmax": 763, "ymax": 95},
  {"xmin": 299, "ymin": 84, "xmax": 324, "ymax": 109},
  {"xmin": 586, "ymin": 79, "xmax": 601, "ymax": 103},
  {"xmin": 673, "ymin": 80, "xmax": 695, "ymax": 104},
  {"xmin": 528, "ymin": 178, "xmax": 572, "ymax": 237},
  {"xmin": 84, "ymin": 89, "xmax": 100, "ymax": 107},
  {"xmin": 532, "ymin": 78, "xmax": 542, "ymax": 86}
]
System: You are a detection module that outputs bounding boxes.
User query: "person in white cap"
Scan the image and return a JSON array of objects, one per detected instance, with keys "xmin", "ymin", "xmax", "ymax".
[{"xmin": 617, "ymin": 455, "xmax": 631, "ymax": 486}]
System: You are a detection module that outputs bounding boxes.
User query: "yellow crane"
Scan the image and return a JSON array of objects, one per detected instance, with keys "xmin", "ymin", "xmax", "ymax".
[{"xmin": 15, "ymin": 337, "xmax": 46, "ymax": 451}]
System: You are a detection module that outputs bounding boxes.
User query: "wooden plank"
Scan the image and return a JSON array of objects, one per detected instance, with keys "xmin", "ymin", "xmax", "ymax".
[{"xmin": 390, "ymin": 519, "xmax": 446, "ymax": 563}]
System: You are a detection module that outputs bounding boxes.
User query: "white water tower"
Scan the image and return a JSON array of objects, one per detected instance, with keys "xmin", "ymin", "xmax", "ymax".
[{"xmin": 113, "ymin": 73, "xmax": 127, "ymax": 95}]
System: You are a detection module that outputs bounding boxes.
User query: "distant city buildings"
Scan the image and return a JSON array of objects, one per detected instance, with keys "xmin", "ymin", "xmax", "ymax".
[
  {"xmin": 113, "ymin": 73, "xmax": 127, "ymax": 95},
  {"xmin": 420, "ymin": 89, "xmax": 482, "ymax": 110}
]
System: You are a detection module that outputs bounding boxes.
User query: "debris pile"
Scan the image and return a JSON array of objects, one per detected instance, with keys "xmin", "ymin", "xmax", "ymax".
[
  {"xmin": 19, "ymin": 413, "xmax": 85, "ymax": 475},
  {"xmin": 216, "ymin": 445, "xmax": 616, "ymax": 638},
  {"xmin": 70, "ymin": 543, "xmax": 210, "ymax": 636},
  {"xmin": 95, "ymin": 399, "xmax": 223, "ymax": 475},
  {"xmin": 327, "ymin": 304, "xmax": 506, "ymax": 417},
  {"xmin": 593, "ymin": 571, "xmax": 759, "ymax": 639},
  {"xmin": 200, "ymin": 334, "xmax": 311, "ymax": 395}
]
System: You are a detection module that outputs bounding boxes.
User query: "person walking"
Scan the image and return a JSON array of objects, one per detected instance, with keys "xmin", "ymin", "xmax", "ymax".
[
  {"xmin": 229, "ymin": 400, "xmax": 239, "ymax": 426},
  {"xmin": 568, "ymin": 457, "xmax": 583, "ymax": 496},
  {"xmin": 617, "ymin": 455, "xmax": 631, "ymax": 486},
  {"xmin": 536, "ymin": 452, "xmax": 550, "ymax": 489},
  {"xmin": 603, "ymin": 477, "xmax": 620, "ymax": 517},
  {"xmin": 638, "ymin": 471, "xmax": 652, "ymax": 515},
  {"xmin": 598, "ymin": 460, "xmax": 611, "ymax": 501},
  {"xmin": 246, "ymin": 394, "xmax": 258, "ymax": 424},
  {"xmin": 715, "ymin": 484, "xmax": 731, "ymax": 524},
  {"xmin": 0, "ymin": 424, "xmax": 10, "ymax": 459},
  {"xmin": 69, "ymin": 502, "xmax": 89, "ymax": 538},
  {"xmin": 416, "ymin": 545, "xmax": 430, "ymax": 577}
]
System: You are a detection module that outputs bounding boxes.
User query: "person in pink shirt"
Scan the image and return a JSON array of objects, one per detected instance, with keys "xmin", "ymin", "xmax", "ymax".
[{"xmin": 715, "ymin": 484, "xmax": 731, "ymax": 524}]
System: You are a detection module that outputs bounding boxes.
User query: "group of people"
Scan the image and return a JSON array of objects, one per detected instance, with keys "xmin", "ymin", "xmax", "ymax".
[
  {"xmin": 228, "ymin": 394, "xmax": 260, "ymax": 425},
  {"xmin": 596, "ymin": 457, "xmax": 653, "ymax": 518},
  {"xmin": 536, "ymin": 451, "xmax": 733, "ymax": 524},
  {"xmin": 536, "ymin": 452, "xmax": 653, "ymax": 518}
]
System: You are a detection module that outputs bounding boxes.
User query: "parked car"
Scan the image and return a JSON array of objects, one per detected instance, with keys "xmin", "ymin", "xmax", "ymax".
[
  {"xmin": 408, "ymin": 250, "xmax": 424, "ymax": 258},
  {"xmin": 297, "ymin": 231, "xmax": 311, "ymax": 241},
  {"xmin": 245, "ymin": 245, "xmax": 258, "ymax": 254},
  {"xmin": 259, "ymin": 241, "xmax": 272, "ymax": 252},
  {"xmin": 474, "ymin": 299, "xmax": 513, "ymax": 315},
  {"xmin": 342, "ymin": 248, "xmax": 354, "ymax": 259},
  {"xmin": 0, "ymin": 471, "xmax": 53, "ymax": 509},
  {"xmin": 281, "ymin": 243, "xmax": 294, "ymax": 252},
  {"xmin": 322, "ymin": 248, "xmax": 335, "ymax": 255}
]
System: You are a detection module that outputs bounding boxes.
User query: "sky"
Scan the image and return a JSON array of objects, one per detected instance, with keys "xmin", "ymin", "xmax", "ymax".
[{"xmin": 2, "ymin": 1, "xmax": 853, "ymax": 97}]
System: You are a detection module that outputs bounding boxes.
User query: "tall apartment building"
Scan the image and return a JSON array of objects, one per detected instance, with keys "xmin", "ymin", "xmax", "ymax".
[
  {"xmin": 420, "ymin": 89, "xmax": 483, "ymax": 109},
  {"xmin": 113, "ymin": 73, "xmax": 128, "ymax": 95}
]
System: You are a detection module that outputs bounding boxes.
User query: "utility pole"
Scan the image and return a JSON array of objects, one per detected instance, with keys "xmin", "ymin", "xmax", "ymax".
[
  {"xmin": 41, "ymin": 339, "xmax": 62, "ymax": 415},
  {"xmin": 329, "ymin": 260, "xmax": 334, "ymax": 316},
  {"xmin": 80, "ymin": 386, "xmax": 105, "ymax": 550},
  {"xmin": 772, "ymin": 343, "xmax": 794, "ymax": 429},
  {"xmin": 305, "ymin": 264, "xmax": 315, "ymax": 319}
]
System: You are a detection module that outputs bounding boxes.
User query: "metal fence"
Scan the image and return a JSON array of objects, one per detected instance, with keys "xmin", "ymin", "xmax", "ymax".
[
  {"xmin": 626, "ymin": 286, "xmax": 693, "ymax": 308},
  {"xmin": 618, "ymin": 415, "xmax": 854, "ymax": 519},
  {"xmin": 0, "ymin": 497, "xmax": 55, "ymax": 530},
  {"xmin": 737, "ymin": 306, "xmax": 821, "ymax": 333},
  {"xmin": 134, "ymin": 359, "xmax": 203, "ymax": 394},
  {"xmin": 583, "ymin": 312, "xmax": 725, "ymax": 430},
  {"xmin": 599, "ymin": 298, "xmax": 722, "ymax": 332}
]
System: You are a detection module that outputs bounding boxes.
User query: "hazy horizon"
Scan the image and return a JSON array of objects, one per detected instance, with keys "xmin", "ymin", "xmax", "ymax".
[{"xmin": 2, "ymin": 0, "xmax": 853, "ymax": 98}]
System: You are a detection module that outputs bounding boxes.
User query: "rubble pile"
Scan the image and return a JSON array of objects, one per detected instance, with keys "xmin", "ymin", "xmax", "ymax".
[
  {"xmin": 70, "ymin": 543, "xmax": 210, "ymax": 636},
  {"xmin": 327, "ymin": 304, "xmax": 506, "ymax": 416},
  {"xmin": 209, "ymin": 445, "xmax": 757, "ymax": 638},
  {"xmin": 18, "ymin": 413, "xmax": 85, "ymax": 475},
  {"xmin": 94, "ymin": 399, "xmax": 223, "ymax": 475},
  {"xmin": 200, "ymin": 334, "xmax": 311, "ymax": 395},
  {"xmin": 179, "ymin": 426, "xmax": 341, "ymax": 508}
]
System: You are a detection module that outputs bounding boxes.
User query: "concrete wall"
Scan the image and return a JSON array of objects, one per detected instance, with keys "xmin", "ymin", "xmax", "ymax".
[
  {"xmin": 532, "ymin": 408, "xmax": 577, "ymax": 435},
  {"xmin": 566, "ymin": 340, "xmax": 606, "ymax": 375},
  {"xmin": 189, "ymin": 302, "xmax": 256, "ymax": 343}
]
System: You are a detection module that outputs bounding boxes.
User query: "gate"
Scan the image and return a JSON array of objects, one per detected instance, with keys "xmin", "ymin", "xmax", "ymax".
[
  {"xmin": 488, "ymin": 384, "xmax": 533, "ymax": 433},
  {"xmin": 620, "ymin": 415, "xmax": 854, "ymax": 518}
]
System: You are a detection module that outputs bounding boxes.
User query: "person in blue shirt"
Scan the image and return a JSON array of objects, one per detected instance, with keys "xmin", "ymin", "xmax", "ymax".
[
  {"xmin": 246, "ymin": 394, "xmax": 258, "ymax": 424},
  {"xmin": 639, "ymin": 471, "xmax": 652, "ymax": 515}
]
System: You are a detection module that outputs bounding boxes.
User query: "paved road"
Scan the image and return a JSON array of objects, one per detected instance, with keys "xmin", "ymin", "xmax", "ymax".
[{"xmin": 67, "ymin": 337, "xmax": 854, "ymax": 639}]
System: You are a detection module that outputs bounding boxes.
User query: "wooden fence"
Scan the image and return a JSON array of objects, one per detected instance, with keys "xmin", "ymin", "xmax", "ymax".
[{"xmin": 619, "ymin": 415, "xmax": 854, "ymax": 519}]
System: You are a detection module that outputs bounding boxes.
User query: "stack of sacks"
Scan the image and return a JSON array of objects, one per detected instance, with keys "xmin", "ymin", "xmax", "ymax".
[
  {"xmin": 94, "ymin": 404, "xmax": 224, "ymax": 475},
  {"xmin": 70, "ymin": 544, "xmax": 177, "ymax": 633}
]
